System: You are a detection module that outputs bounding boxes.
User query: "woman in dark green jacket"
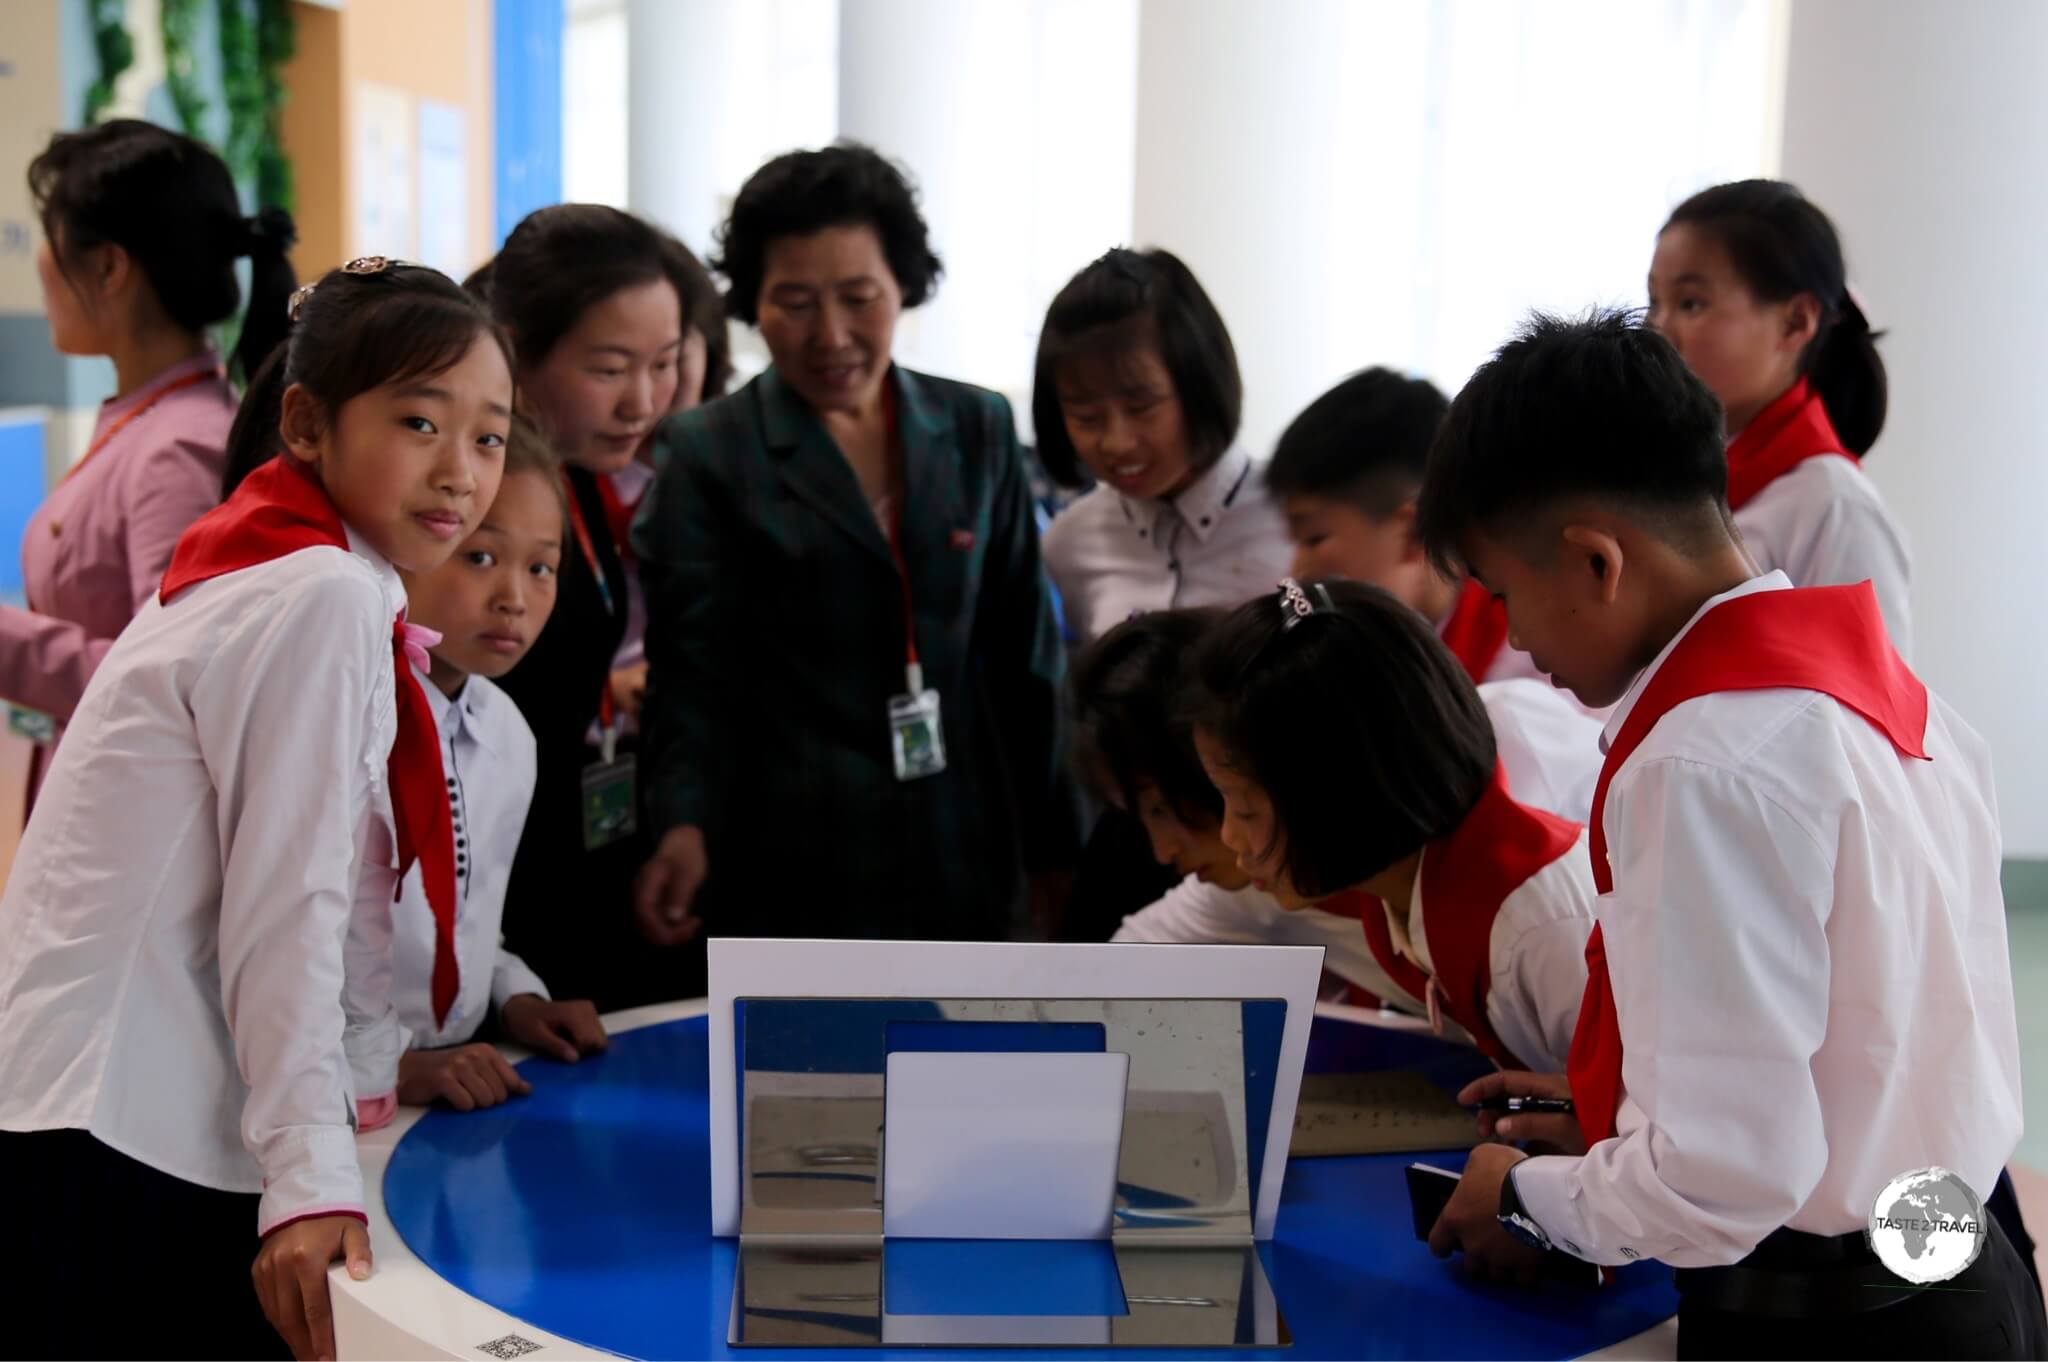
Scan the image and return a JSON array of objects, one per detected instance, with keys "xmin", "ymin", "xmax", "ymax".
[{"xmin": 633, "ymin": 143, "xmax": 1072, "ymax": 944}]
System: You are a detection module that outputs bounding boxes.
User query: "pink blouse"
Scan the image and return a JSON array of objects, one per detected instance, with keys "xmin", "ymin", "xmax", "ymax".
[{"xmin": 0, "ymin": 352, "xmax": 233, "ymax": 728}]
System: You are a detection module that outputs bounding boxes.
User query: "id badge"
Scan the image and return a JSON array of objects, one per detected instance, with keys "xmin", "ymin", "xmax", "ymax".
[
  {"xmin": 6, "ymin": 704, "xmax": 54, "ymax": 744},
  {"xmin": 888, "ymin": 688, "xmax": 947, "ymax": 781},
  {"xmin": 580, "ymin": 753, "xmax": 638, "ymax": 850}
]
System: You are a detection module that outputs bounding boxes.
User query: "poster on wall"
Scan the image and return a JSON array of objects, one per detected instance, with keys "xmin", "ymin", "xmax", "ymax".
[
  {"xmin": 354, "ymin": 82, "xmax": 418, "ymax": 261},
  {"xmin": 416, "ymin": 101, "xmax": 469, "ymax": 280}
]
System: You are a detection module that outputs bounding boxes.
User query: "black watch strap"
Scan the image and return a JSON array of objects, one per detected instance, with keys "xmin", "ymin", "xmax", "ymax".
[{"xmin": 1497, "ymin": 1163, "xmax": 1552, "ymax": 1252}]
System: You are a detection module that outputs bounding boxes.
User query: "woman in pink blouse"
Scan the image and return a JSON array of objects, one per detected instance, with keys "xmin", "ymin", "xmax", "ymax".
[{"xmin": 5, "ymin": 121, "xmax": 296, "ymax": 806}]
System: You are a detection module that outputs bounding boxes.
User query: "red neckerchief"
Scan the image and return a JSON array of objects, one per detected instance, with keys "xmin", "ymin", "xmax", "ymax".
[
  {"xmin": 163, "ymin": 457, "xmax": 463, "ymax": 1026},
  {"xmin": 1439, "ymin": 578, "xmax": 1512, "ymax": 684},
  {"xmin": 1340, "ymin": 765, "xmax": 1581, "ymax": 1069},
  {"xmin": 594, "ymin": 470, "xmax": 643, "ymax": 563},
  {"xmin": 1568, "ymin": 581, "xmax": 1926, "ymax": 1145},
  {"xmin": 1724, "ymin": 378, "xmax": 1856, "ymax": 511}
]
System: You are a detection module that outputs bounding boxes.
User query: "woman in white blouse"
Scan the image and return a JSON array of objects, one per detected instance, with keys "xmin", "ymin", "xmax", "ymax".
[{"xmin": 1034, "ymin": 248, "xmax": 1293, "ymax": 648}]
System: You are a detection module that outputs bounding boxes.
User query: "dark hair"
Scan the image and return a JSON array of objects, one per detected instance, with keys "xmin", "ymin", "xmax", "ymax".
[
  {"xmin": 714, "ymin": 141, "xmax": 943, "ymax": 326},
  {"xmin": 1184, "ymin": 580, "xmax": 1496, "ymax": 899},
  {"xmin": 490, "ymin": 204, "xmax": 677, "ymax": 365},
  {"xmin": 657, "ymin": 230, "xmax": 734, "ymax": 402},
  {"xmin": 223, "ymin": 263, "xmax": 510, "ymax": 495},
  {"xmin": 501, "ymin": 412, "xmax": 568, "ymax": 529},
  {"xmin": 29, "ymin": 119, "xmax": 298, "ymax": 385},
  {"xmin": 1031, "ymin": 248, "xmax": 1242, "ymax": 489},
  {"xmin": 1416, "ymin": 309, "xmax": 1728, "ymax": 578},
  {"xmin": 1665, "ymin": 179, "xmax": 1885, "ymax": 454},
  {"xmin": 1266, "ymin": 367, "xmax": 1449, "ymax": 515},
  {"xmin": 1071, "ymin": 608, "xmax": 1225, "ymax": 829}
]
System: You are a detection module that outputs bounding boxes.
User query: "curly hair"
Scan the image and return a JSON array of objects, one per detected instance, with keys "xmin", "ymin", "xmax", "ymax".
[{"xmin": 714, "ymin": 142, "xmax": 943, "ymax": 325}]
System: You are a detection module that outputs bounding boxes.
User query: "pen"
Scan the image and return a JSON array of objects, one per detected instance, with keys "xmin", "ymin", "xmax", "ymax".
[{"xmin": 1473, "ymin": 1095, "xmax": 1576, "ymax": 1115}]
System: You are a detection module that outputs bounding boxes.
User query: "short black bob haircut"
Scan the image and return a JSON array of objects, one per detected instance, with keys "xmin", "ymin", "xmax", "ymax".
[
  {"xmin": 1266, "ymin": 367, "xmax": 1449, "ymax": 517},
  {"xmin": 1183, "ymin": 579, "xmax": 1496, "ymax": 901},
  {"xmin": 1032, "ymin": 247, "xmax": 1242, "ymax": 489},
  {"xmin": 1416, "ymin": 309, "xmax": 1727, "ymax": 580},
  {"xmin": 1071, "ymin": 608, "xmax": 1225, "ymax": 830},
  {"xmin": 1665, "ymin": 179, "xmax": 1885, "ymax": 455},
  {"xmin": 714, "ymin": 141, "xmax": 944, "ymax": 326}
]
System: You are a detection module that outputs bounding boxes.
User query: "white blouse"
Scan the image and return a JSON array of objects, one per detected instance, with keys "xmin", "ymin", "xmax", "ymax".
[
  {"xmin": 392, "ymin": 672, "xmax": 550, "ymax": 1048},
  {"xmin": 1734, "ymin": 455, "xmax": 1913, "ymax": 658},
  {"xmin": 1043, "ymin": 444, "xmax": 1294, "ymax": 648},
  {"xmin": 0, "ymin": 535, "xmax": 408, "ymax": 1234}
]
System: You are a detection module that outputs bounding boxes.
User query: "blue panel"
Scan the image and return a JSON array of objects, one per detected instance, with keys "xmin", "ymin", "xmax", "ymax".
[
  {"xmin": 885, "ymin": 1020, "xmax": 1105, "ymax": 1056},
  {"xmin": 738, "ymin": 998, "xmax": 947, "ymax": 1074},
  {"xmin": 492, "ymin": 0, "xmax": 563, "ymax": 245},
  {"xmin": 0, "ymin": 412, "xmax": 47, "ymax": 597},
  {"xmin": 385, "ymin": 1013, "xmax": 1681, "ymax": 1360},
  {"xmin": 883, "ymin": 1240, "xmax": 1127, "ymax": 1318},
  {"xmin": 1239, "ymin": 999, "xmax": 1286, "ymax": 1211}
]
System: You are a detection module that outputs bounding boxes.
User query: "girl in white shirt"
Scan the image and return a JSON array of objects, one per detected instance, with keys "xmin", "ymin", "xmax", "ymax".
[
  {"xmin": 393, "ymin": 422, "xmax": 609, "ymax": 1111},
  {"xmin": 1648, "ymin": 180, "xmax": 1913, "ymax": 655},
  {"xmin": 1035, "ymin": 247, "xmax": 1293, "ymax": 649},
  {"xmin": 1184, "ymin": 580, "xmax": 1597, "ymax": 1075},
  {"xmin": 0, "ymin": 259, "xmax": 512, "ymax": 1361}
]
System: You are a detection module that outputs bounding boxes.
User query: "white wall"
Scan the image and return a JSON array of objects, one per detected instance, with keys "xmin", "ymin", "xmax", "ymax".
[{"xmin": 1779, "ymin": 0, "xmax": 2048, "ymax": 856}]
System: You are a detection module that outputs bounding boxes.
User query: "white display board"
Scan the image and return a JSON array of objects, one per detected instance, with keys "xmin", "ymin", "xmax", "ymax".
[{"xmin": 707, "ymin": 938, "xmax": 1325, "ymax": 1241}]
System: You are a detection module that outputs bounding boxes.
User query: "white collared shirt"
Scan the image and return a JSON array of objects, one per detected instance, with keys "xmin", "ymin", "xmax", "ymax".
[
  {"xmin": 1515, "ymin": 571, "xmax": 2018, "ymax": 1269},
  {"xmin": 0, "ymin": 535, "xmax": 411, "ymax": 1234},
  {"xmin": 1043, "ymin": 445, "xmax": 1294, "ymax": 648},
  {"xmin": 1734, "ymin": 455, "xmax": 1913, "ymax": 658},
  {"xmin": 1480, "ymin": 679, "xmax": 1603, "ymax": 823},
  {"xmin": 1110, "ymin": 681, "xmax": 1599, "ymax": 1053},
  {"xmin": 1378, "ymin": 833, "xmax": 1594, "ymax": 1074},
  {"xmin": 393, "ymin": 671, "xmax": 549, "ymax": 1048}
]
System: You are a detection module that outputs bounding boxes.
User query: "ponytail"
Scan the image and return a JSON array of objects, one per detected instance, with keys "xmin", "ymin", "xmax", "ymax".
[
  {"xmin": 29, "ymin": 120, "xmax": 298, "ymax": 385},
  {"xmin": 1665, "ymin": 179, "xmax": 1887, "ymax": 454},
  {"xmin": 222, "ymin": 259, "xmax": 508, "ymax": 496},
  {"xmin": 231, "ymin": 205, "xmax": 299, "ymax": 388},
  {"xmin": 1805, "ymin": 289, "xmax": 1887, "ymax": 456}
]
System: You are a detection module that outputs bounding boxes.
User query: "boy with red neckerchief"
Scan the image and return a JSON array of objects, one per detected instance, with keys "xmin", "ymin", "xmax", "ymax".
[{"xmin": 1413, "ymin": 310, "xmax": 2041, "ymax": 1359}]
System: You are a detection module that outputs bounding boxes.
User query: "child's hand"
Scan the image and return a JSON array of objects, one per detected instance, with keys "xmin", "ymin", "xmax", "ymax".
[
  {"xmin": 253, "ymin": 1213, "xmax": 371, "ymax": 1361},
  {"xmin": 501, "ymin": 994, "xmax": 609, "ymax": 1063},
  {"xmin": 397, "ymin": 1043, "xmax": 532, "ymax": 1111},
  {"xmin": 1458, "ymin": 1070, "xmax": 1586, "ymax": 1153}
]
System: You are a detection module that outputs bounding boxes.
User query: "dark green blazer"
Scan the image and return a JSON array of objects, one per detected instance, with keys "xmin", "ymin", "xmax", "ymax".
[{"xmin": 633, "ymin": 363, "xmax": 1072, "ymax": 940}]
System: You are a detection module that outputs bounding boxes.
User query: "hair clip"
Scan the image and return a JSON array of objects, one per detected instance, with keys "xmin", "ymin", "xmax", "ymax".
[
  {"xmin": 342, "ymin": 255, "xmax": 397, "ymax": 275},
  {"xmin": 1277, "ymin": 577, "xmax": 1332, "ymax": 632},
  {"xmin": 287, "ymin": 281, "xmax": 317, "ymax": 322}
]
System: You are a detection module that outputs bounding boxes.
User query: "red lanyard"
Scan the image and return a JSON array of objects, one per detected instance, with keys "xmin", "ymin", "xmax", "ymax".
[
  {"xmin": 563, "ymin": 469, "xmax": 623, "ymax": 740},
  {"xmin": 562, "ymin": 470, "xmax": 615, "ymax": 617},
  {"xmin": 879, "ymin": 390, "xmax": 921, "ymax": 689},
  {"xmin": 65, "ymin": 365, "xmax": 219, "ymax": 487}
]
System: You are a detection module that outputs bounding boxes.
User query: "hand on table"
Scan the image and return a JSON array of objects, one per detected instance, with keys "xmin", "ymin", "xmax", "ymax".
[
  {"xmin": 1426, "ymin": 1142, "xmax": 1550, "ymax": 1287},
  {"xmin": 253, "ymin": 1214, "xmax": 371, "ymax": 1361},
  {"xmin": 501, "ymin": 994, "xmax": 609, "ymax": 1063},
  {"xmin": 397, "ymin": 1042, "xmax": 531, "ymax": 1111}
]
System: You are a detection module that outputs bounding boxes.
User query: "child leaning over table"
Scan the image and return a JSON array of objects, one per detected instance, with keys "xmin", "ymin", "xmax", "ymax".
[{"xmin": 392, "ymin": 417, "xmax": 609, "ymax": 1110}]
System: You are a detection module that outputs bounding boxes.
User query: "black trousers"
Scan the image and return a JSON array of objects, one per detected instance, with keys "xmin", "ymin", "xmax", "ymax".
[
  {"xmin": 1676, "ymin": 1219, "xmax": 2048, "ymax": 1360},
  {"xmin": 0, "ymin": 1129, "xmax": 288, "ymax": 1360}
]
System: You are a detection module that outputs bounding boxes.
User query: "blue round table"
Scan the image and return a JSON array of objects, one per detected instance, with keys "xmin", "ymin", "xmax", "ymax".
[{"xmin": 381, "ymin": 1010, "xmax": 1676, "ymax": 1359}]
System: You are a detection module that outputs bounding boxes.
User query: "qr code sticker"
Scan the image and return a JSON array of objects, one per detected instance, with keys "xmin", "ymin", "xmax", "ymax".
[{"xmin": 476, "ymin": 1336, "xmax": 542, "ymax": 1360}]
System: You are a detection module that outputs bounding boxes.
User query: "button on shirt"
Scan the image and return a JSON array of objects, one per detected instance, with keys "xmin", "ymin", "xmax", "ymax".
[
  {"xmin": 1043, "ymin": 445, "xmax": 1294, "ymax": 648},
  {"xmin": 1515, "ymin": 571, "xmax": 2018, "ymax": 1268},
  {"xmin": 0, "ymin": 535, "xmax": 410, "ymax": 1234},
  {"xmin": 394, "ymin": 671, "xmax": 549, "ymax": 1048}
]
